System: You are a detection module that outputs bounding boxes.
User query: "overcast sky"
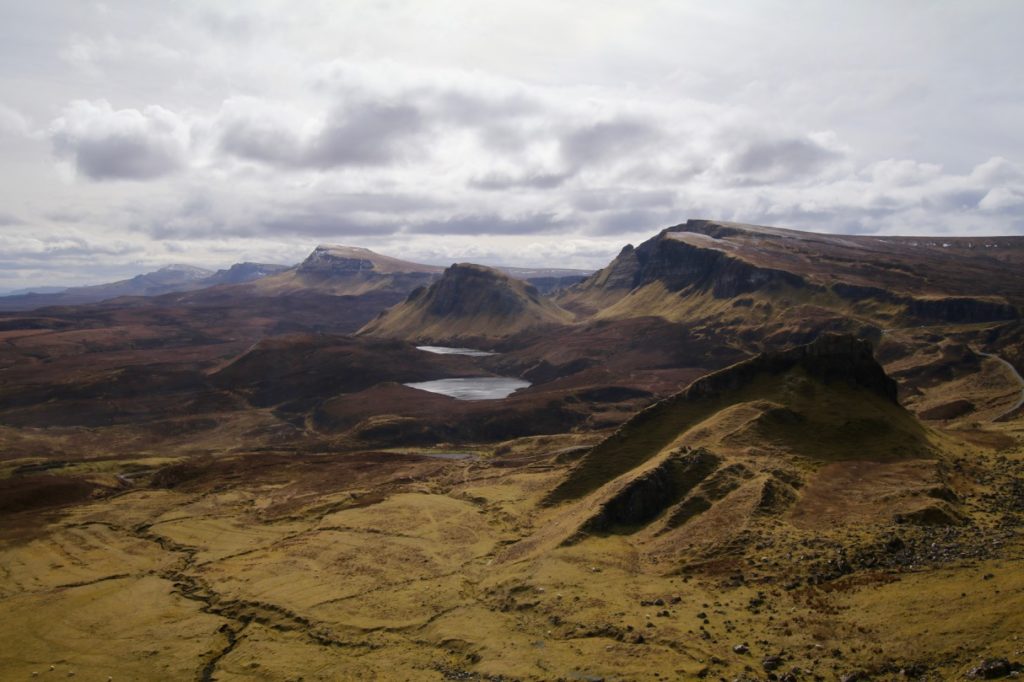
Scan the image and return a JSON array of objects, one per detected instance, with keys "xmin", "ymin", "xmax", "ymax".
[{"xmin": 1, "ymin": 1, "xmax": 1023, "ymax": 290}]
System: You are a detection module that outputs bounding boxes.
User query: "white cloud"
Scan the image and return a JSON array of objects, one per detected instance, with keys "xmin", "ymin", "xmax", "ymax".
[{"xmin": 49, "ymin": 100, "xmax": 190, "ymax": 180}]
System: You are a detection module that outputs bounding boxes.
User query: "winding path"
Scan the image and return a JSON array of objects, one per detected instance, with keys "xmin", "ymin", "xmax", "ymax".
[{"xmin": 973, "ymin": 347, "xmax": 1024, "ymax": 420}]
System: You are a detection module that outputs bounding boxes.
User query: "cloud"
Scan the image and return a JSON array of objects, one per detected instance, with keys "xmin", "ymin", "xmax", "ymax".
[
  {"xmin": 722, "ymin": 132, "xmax": 846, "ymax": 185},
  {"xmin": 470, "ymin": 170, "xmax": 571, "ymax": 190},
  {"xmin": 0, "ymin": 103, "xmax": 31, "ymax": 136},
  {"xmin": 49, "ymin": 100, "xmax": 189, "ymax": 180},
  {"xmin": 866, "ymin": 159, "xmax": 944, "ymax": 187},
  {"xmin": 215, "ymin": 96, "xmax": 427, "ymax": 169},
  {"xmin": 2, "ymin": 1, "xmax": 1023, "ymax": 294},
  {"xmin": 0, "ymin": 212, "xmax": 23, "ymax": 226},
  {"xmin": 979, "ymin": 187, "xmax": 1024, "ymax": 214},
  {"xmin": 308, "ymin": 102, "xmax": 425, "ymax": 167},
  {"xmin": 561, "ymin": 118, "xmax": 663, "ymax": 168},
  {"xmin": 407, "ymin": 212, "xmax": 568, "ymax": 235}
]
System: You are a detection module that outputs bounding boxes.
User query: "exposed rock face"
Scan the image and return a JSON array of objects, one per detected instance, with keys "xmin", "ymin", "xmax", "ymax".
[
  {"xmin": 359, "ymin": 263, "xmax": 572, "ymax": 342},
  {"xmin": 300, "ymin": 250, "xmax": 376, "ymax": 273},
  {"xmin": 575, "ymin": 448, "xmax": 720, "ymax": 536},
  {"xmin": 298, "ymin": 245, "xmax": 444, "ymax": 276},
  {"xmin": 205, "ymin": 262, "xmax": 290, "ymax": 286},
  {"xmin": 560, "ymin": 219, "xmax": 1024, "ymax": 331},
  {"xmin": 905, "ymin": 296, "xmax": 1018, "ymax": 323},
  {"xmin": 572, "ymin": 228, "xmax": 805, "ymax": 299},
  {"xmin": 683, "ymin": 333, "xmax": 898, "ymax": 405},
  {"xmin": 249, "ymin": 244, "xmax": 443, "ymax": 297},
  {"xmin": 420, "ymin": 264, "xmax": 537, "ymax": 317}
]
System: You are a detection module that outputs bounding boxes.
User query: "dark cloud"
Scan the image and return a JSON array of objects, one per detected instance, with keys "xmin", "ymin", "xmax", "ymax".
[
  {"xmin": 561, "ymin": 118, "xmax": 663, "ymax": 168},
  {"xmin": 49, "ymin": 100, "xmax": 188, "ymax": 180},
  {"xmin": 218, "ymin": 100, "xmax": 427, "ymax": 168},
  {"xmin": 307, "ymin": 102, "xmax": 425, "ymax": 167},
  {"xmin": 590, "ymin": 208, "xmax": 681, "ymax": 236},
  {"xmin": 571, "ymin": 188, "xmax": 677, "ymax": 212},
  {"xmin": 217, "ymin": 117, "xmax": 302, "ymax": 165},
  {"xmin": 258, "ymin": 212, "xmax": 400, "ymax": 238},
  {"xmin": 923, "ymin": 188, "xmax": 988, "ymax": 212},
  {"xmin": 725, "ymin": 136, "xmax": 844, "ymax": 185},
  {"xmin": 407, "ymin": 212, "xmax": 568, "ymax": 235},
  {"xmin": 470, "ymin": 171, "xmax": 571, "ymax": 191},
  {"xmin": 431, "ymin": 89, "xmax": 538, "ymax": 126}
]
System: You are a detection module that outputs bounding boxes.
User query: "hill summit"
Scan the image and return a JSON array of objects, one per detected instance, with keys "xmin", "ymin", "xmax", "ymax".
[
  {"xmin": 359, "ymin": 262, "xmax": 573, "ymax": 342},
  {"xmin": 246, "ymin": 244, "xmax": 443, "ymax": 297}
]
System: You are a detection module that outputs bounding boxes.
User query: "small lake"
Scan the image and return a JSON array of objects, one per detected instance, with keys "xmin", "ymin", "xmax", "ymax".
[
  {"xmin": 404, "ymin": 377, "xmax": 531, "ymax": 400},
  {"xmin": 416, "ymin": 345, "xmax": 498, "ymax": 357}
]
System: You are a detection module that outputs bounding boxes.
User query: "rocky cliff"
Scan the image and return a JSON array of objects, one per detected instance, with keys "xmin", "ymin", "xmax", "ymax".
[{"xmin": 358, "ymin": 263, "xmax": 573, "ymax": 342}]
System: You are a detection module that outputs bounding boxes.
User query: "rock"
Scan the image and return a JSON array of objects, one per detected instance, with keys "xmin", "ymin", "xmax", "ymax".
[
  {"xmin": 969, "ymin": 658, "xmax": 1022, "ymax": 679},
  {"xmin": 885, "ymin": 536, "xmax": 905, "ymax": 553},
  {"xmin": 734, "ymin": 643, "xmax": 750, "ymax": 654},
  {"xmin": 839, "ymin": 673, "xmax": 866, "ymax": 682},
  {"xmin": 762, "ymin": 655, "xmax": 783, "ymax": 671}
]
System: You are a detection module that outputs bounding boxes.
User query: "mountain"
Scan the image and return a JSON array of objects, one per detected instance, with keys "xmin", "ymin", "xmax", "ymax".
[
  {"xmin": 561, "ymin": 219, "xmax": 1024, "ymax": 327},
  {"xmin": 244, "ymin": 245, "xmax": 445, "ymax": 297},
  {"xmin": 3, "ymin": 223, "xmax": 1023, "ymax": 679},
  {"xmin": 1, "ymin": 285, "xmax": 67, "ymax": 296},
  {"xmin": 358, "ymin": 262, "xmax": 574, "ymax": 342},
  {"xmin": 0, "ymin": 262, "xmax": 288, "ymax": 311},
  {"xmin": 243, "ymin": 245, "xmax": 591, "ymax": 297},
  {"xmin": 512, "ymin": 334, "xmax": 956, "ymax": 564},
  {"xmin": 202, "ymin": 262, "xmax": 291, "ymax": 286}
]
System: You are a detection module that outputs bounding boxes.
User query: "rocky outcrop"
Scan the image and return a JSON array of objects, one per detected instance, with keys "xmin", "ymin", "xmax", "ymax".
[
  {"xmin": 681, "ymin": 333, "xmax": 898, "ymax": 405},
  {"xmin": 298, "ymin": 245, "xmax": 443, "ymax": 276},
  {"xmin": 905, "ymin": 296, "xmax": 1018, "ymax": 323},
  {"xmin": 571, "ymin": 228, "xmax": 806, "ymax": 299},
  {"xmin": 574, "ymin": 448, "xmax": 720, "ymax": 536},
  {"xmin": 359, "ymin": 263, "xmax": 572, "ymax": 342}
]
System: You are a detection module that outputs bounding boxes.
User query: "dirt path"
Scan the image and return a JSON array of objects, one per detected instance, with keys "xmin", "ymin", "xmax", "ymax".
[{"xmin": 974, "ymin": 347, "xmax": 1024, "ymax": 420}]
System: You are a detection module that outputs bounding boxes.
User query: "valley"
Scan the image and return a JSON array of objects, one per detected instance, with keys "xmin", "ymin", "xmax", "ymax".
[{"xmin": 1, "ymin": 220, "xmax": 1023, "ymax": 681}]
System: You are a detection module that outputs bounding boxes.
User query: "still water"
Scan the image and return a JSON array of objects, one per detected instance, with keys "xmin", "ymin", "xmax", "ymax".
[
  {"xmin": 404, "ymin": 377, "xmax": 530, "ymax": 400},
  {"xmin": 416, "ymin": 345, "xmax": 498, "ymax": 357}
]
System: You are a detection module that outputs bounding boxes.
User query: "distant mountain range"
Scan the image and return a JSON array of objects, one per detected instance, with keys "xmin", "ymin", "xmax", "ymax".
[
  {"xmin": 0, "ymin": 261, "xmax": 290, "ymax": 311},
  {"xmin": 0, "ymin": 244, "xmax": 592, "ymax": 312}
]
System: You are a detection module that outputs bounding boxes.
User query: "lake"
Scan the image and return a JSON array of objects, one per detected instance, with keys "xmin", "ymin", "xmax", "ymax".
[
  {"xmin": 416, "ymin": 345, "xmax": 498, "ymax": 357},
  {"xmin": 404, "ymin": 377, "xmax": 531, "ymax": 400}
]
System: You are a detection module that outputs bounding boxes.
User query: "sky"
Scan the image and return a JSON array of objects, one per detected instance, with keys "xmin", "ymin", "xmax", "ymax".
[{"xmin": 1, "ymin": 0, "xmax": 1023, "ymax": 290}]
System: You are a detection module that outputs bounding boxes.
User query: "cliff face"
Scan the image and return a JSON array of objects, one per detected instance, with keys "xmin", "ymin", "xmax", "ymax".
[
  {"xmin": 298, "ymin": 245, "xmax": 444, "ymax": 276},
  {"xmin": 681, "ymin": 333, "xmax": 898, "ymax": 405},
  {"xmin": 571, "ymin": 228, "xmax": 805, "ymax": 301},
  {"xmin": 358, "ymin": 263, "xmax": 573, "ymax": 342},
  {"xmin": 634, "ymin": 233, "xmax": 806, "ymax": 297},
  {"xmin": 419, "ymin": 264, "xmax": 537, "ymax": 317},
  {"xmin": 905, "ymin": 297, "xmax": 1019, "ymax": 324},
  {"xmin": 561, "ymin": 219, "xmax": 1024, "ymax": 327}
]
